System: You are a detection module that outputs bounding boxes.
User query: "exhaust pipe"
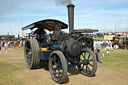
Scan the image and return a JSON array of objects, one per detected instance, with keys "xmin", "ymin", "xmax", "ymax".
[{"xmin": 67, "ymin": 4, "xmax": 75, "ymax": 34}]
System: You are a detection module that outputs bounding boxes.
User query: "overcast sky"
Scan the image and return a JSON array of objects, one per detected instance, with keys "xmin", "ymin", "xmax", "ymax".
[{"xmin": 0, "ymin": 0, "xmax": 128, "ymax": 35}]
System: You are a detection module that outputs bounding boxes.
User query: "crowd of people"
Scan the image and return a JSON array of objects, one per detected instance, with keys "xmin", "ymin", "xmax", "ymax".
[
  {"xmin": 0, "ymin": 40, "xmax": 25, "ymax": 53},
  {"xmin": 93, "ymin": 38, "xmax": 119, "ymax": 63},
  {"xmin": 0, "ymin": 38, "xmax": 120, "ymax": 65},
  {"xmin": 0, "ymin": 41, "xmax": 9, "ymax": 52}
]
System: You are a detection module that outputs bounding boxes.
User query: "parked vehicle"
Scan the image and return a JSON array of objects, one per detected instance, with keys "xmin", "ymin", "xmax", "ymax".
[{"xmin": 22, "ymin": 4, "xmax": 97, "ymax": 83}]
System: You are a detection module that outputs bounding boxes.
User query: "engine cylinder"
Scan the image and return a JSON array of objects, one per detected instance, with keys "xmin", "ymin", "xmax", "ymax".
[{"xmin": 66, "ymin": 40, "xmax": 82, "ymax": 56}]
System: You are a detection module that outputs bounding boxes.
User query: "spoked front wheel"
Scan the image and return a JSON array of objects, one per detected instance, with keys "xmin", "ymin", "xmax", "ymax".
[
  {"xmin": 77, "ymin": 48, "xmax": 97, "ymax": 76},
  {"xmin": 49, "ymin": 51, "xmax": 67, "ymax": 84}
]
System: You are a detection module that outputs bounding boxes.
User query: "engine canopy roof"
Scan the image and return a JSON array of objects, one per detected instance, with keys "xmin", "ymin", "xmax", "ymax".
[{"xmin": 22, "ymin": 19, "xmax": 68, "ymax": 31}]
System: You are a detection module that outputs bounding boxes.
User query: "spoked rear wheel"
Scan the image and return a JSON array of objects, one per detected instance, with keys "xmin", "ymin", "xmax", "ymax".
[
  {"xmin": 77, "ymin": 37, "xmax": 93, "ymax": 49},
  {"xmin": 77, "ymin": 48, "xmax": 97, "ymax": 76},
  {"xmin": 49, "ymin": 51, "xmax": 67, "ymax": 84},
  {"xmin": 24, "ymin": 39, "xmax": 40, "ymax": 69}
]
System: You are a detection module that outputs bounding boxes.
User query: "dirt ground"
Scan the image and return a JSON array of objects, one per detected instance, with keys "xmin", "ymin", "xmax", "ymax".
[{"xmin": 0, "ymin": 47, "xmax": 128, "ymax": 85}]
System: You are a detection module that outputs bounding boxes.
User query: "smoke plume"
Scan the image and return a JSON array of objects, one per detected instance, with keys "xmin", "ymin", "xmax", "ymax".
[
  {"xmin": 0, "ymin": 0, "xmax": 73, "ymax": 21},
  {"xmin": 55, "ymin": 0, "xmax": 72, "ymax": 6}
]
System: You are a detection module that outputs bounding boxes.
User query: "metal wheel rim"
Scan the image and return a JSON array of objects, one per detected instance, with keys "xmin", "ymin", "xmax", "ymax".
[
  {"xmin": 25, "ymin": 41, "xmax": 32, "ymax": 67},
  {"xmin": 79, "ymin": 50, "xmax": 94, "ymax": 75},
  {"xmin": 49, "ymin": 53, "xmax": 63, "ymax": 81}
]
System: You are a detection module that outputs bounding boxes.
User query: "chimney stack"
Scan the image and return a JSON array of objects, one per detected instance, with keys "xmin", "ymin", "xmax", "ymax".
[{"xmin": 67, "ymin": 4, "xmax": 75, "ymax": 34}]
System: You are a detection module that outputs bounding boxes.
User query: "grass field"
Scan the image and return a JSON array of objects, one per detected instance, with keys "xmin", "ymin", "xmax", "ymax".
[
  {"xmin": 96, "ymin": 37, "xmax": 104, "ymax": 40},
  {"xmin": 100, "ymin": 49, "xmax": 128, "ymax": 75},
  {"xmin": 0, "ymin": 47, "xmax": 128, "ymax": 85}
]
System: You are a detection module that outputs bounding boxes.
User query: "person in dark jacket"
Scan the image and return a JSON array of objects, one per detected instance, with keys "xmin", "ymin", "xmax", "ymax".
[
  {"xmin": 13, "ymin": 41, "xmax": 16, "ymax": 49},
  {"xmin": 93, "ymin": 39, "xmax": 103, "ymax": 63},
  {"xmin": 0, "ymin": 42, "xmax": 1, "ymax": 53}
]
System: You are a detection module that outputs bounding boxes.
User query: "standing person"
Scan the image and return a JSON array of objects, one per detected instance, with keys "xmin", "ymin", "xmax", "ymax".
[
  {"xmin": 114, "ymin": 38, "xmax": 118, "ymax": 49},
  {"xmin": 116, "ymin": 38, "xmax": 119, "ymax": 49},
  {"xmin": 108, "ymin": 40, "xmax": 113, "ymax": 51},
  {"xmin": 3, "ymin": 41, "xmax": 5, "ymax": 47},
  {"xmin": 19, "ymin": 41, "xmax": 23, "ymax": 47},
  {"xmin": 101, "ymin": 40, "xmax": 103, "ymax": 47},
  {"xmin": 93, "ymin": 39, "xmax": 103, "ymax": 63},
  {"xmin": 23, "ymin": 40, "xmax": 26, "ymax": 47},
  {"xmin": 106, "ymin": 44, "xmax": 111, "ymax": 55},
  {"xmin": 0, "ymin": 42, "xmax": 1, "ymax": 53},
  {"xmin": 8, "ymin": 41, "xmax": 10, "ymax": 47},
  {"xmin": 106, "ymin": 40, "xmax": 109, "ymax": 46},
  {"xmin": 13, "ymin": 41, "xmax": 16, "ymax": 49},
  {"xmin": 4, "ymin": 41, "xmax": 8, "ymax": 52},
  {"xmin": 103, "ymin": 40, "xmax": 107, "ymax": 47},
  {"xmin": 107, "ymin": 41, "xmax": 110, "ymax": 51}
]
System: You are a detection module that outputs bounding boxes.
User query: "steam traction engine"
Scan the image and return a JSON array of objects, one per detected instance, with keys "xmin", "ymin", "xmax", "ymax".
[{"xmin": 22, "ymin": 4, "xmax": 97, "ymax": 83}]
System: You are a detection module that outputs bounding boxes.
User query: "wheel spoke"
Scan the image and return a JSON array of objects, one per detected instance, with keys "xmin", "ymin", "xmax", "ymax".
[
  {"xmin": 27, "ymin": 54, "xmax": 31, "ymax": 65},
  {"xmin": 26, "ymin": 47, "xmax": 31, "ymax": 52},
  {"xmin": 84, "ymin": 52, "xmax": 86, "ymax": 59},
  {"xmin": 57, "ymin": 61, "xmax": 61, "ymax": 67},
  {"xmin": 85, "ymin": 65, "xmax": 89, "ymax": 73},
  {"xmin": 87, "ymin": 65, "xmax": 91, "ymax": 72},
  {"xmin": 82, "ymin": 52, "xmax": 86, "ymax": 60},
  {"xmin": 89, "ymin": 59, "xmax": 93, "ymax": 61},
  {"xmin": 51, "ymin": 61, "xmax": 55, "ymax": 69},
  {"xmin": 53, "ymin": 55, "xmax": 57, "ymax": 63},
  {"xmin": 88, "ymin": 55, "xmax": 90, "ymax": 60},
  {"xmin": 27, "ymin": 58, "xmax": 31, "ymax": 65},
  {"xmin": 53, "ymin": 70, "xmax": 56, "ymax": 74},
  {"xmin": 54, "ymin": 55, "xmax": 57, "ymax": 60},
  {"xmin": 85, "ymin": 65, "xmax": 88, "ymax": 72},
  {"xmin": 80, "ymin": 59, "xmax": 83, "ymax": 61},
  {"xmin": 88, "ymin": 63, "xmax": 93, "ymax": 67},
  {"xmin": 52, "ymin": 56, "xmax": 56, "ymax": 63},
  {"xmin": 27, "ymin": 55, "xmax": 31, "ymax": 58},
  {"xmin": 57, "ymin": 61, "xmax": 62, "ymax": 72},
  {"xmin": 82, "ymin": 64, "xmax": 85, "ymax": 69}
]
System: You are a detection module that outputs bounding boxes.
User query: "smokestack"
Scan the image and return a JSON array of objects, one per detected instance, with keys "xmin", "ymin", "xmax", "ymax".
[{"xmin": 67, "ymin": 4, "xmax": 75, "ymax": 34}]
